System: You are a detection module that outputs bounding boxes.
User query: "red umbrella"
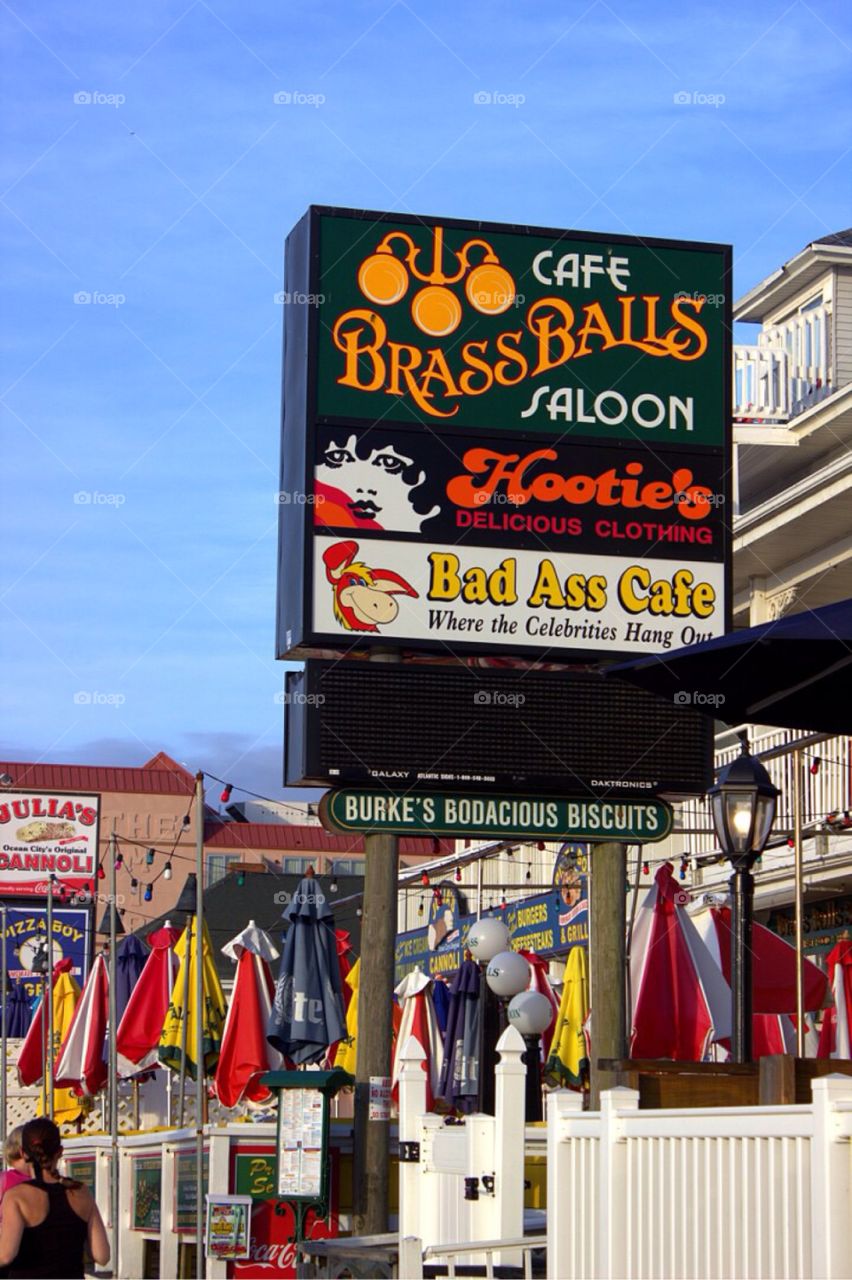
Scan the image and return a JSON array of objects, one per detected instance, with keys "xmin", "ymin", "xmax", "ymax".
[
  {"xmin": 392, "ymin": 969, "xmax": 444, "ymax": 1110},
  {"xmin": 697, "ymin": 904, "xmax": 829, "ymax": 1013},
  {"xmin": 630, "ymin": 863, "xmax": 731, "ymax": 1060},
  {"xmin": 817, "ymin": 938, "xmax": 852, "ymax": 1058},
  {"xmin": 215, "ymin": 925, "xmax": 284, "ymax": 1108},
  {"xmin": 55, "ymin": 953, "xmax": 109, "ymax": 1095},
  {"xmin": 518, "ymin": 949, "xmax": 560, "ymax": 1060},
  {"xmin": 116, "ymin": 924, "xmax": 181, "ymax": 1074}
]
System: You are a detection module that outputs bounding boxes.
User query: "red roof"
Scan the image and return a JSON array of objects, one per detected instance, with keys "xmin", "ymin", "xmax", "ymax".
[
  {"xmin": 203, "ymin": 821, "xmax": 452, "ymax": 857},
  {"xmin": 0, "ymin": 757, "xmax": 195, "ymax": 796}
]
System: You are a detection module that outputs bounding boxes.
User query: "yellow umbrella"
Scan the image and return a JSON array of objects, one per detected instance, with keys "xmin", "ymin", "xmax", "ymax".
[
  {"xmin": 45, "ymin": 969, "xmax": 83, "ymax": 1123},
  {"xmin": 334, "ymin": 957, "xmax": 360, "ymax": 1075},
  {"xmin": 158, "ymin": 918, "xmax": 226, "ymax": 1078},
  {"xmin": 545, "ymin": 946, "xmax": 590, "ymax": 1090}
]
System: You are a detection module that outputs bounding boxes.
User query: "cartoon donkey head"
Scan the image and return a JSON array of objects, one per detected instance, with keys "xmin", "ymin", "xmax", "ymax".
[{"xmin": 322, "ymin": 540, "xmax": 418, "ymax": 633}]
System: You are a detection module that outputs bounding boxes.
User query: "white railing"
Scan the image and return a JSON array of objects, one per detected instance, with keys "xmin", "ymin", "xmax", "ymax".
[
  {"xmin": 734, "ymin": 303, "xmax": 833, "ymax": 422},
  {"xmin": 548, "ymin": 1076, "xmax": 852, "ymax": 1280},
  {"xmin": 398, "ymin": 1027, "xmax": 535, "ymax": 1276}
]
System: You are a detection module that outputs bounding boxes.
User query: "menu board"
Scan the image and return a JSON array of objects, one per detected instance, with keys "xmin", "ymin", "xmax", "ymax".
[
  {"xmin": 205, "ymin": 1195, "xmax": 252, "ymax": 1261},
  {"xmin": 175, "ymin": 1151, "xmax": 209, "ymax": 1232},
  {"xmin": 275, "ymin": 1089, "xmax": 327, "ymax": 1201},
  {"xmin": 132, "ymin": 1156, "xmax": 162, "ymax": 1231},
  {"xmin": 65, "ymin": 1156, "xmax": 96, "ymax": 1195}
]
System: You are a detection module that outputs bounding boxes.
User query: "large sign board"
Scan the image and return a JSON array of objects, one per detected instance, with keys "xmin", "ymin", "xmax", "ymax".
[
  {"xmin": 0, "ymin": 790, "xmax": 100, "ymax": 897},
  {"xmin": 1, "ymin": 905, "xmax": 93, "ymax": 998},
  {"xmin": 285, "ymin": 661, "xmax": 714, "ymax": 798},
  {"xmin": 320, "ymin": 787, "xmax": 673, "ymax": 842},
  {"xmin": 277, "ymin": 207, "xmax": 731, "ymax": 662}
]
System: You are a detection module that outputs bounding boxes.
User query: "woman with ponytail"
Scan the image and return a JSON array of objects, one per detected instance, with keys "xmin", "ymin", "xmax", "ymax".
[{"xmin": 0, "ymin": 1119, "xmax": 109, "ymax": 1278}]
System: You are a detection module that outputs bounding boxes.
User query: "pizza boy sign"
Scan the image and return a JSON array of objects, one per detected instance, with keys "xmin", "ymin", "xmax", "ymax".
[
  {"xmin": 277, "ymin": 207, "xmax": 731, "ymax": 661},
  {"xmin": 0, "ymin": 790, "xmax": 100, "ymax": 897}
]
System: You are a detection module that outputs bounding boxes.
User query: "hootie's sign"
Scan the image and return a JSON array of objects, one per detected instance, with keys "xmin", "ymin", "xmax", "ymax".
[{"xmin": 276, "ymin": 207, "xmax": 730, "ymax": 663}]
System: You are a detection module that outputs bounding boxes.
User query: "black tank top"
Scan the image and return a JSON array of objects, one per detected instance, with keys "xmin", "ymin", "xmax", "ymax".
[{"xmin": 7, "ymin": 1181, "xmax": 88, "ymax": 1280}]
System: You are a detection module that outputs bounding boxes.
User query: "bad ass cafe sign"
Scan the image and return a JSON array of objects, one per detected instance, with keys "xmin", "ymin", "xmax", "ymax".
[{"xmin": 277, "ymin": 207, "xmax": 731, "ymax": 661}]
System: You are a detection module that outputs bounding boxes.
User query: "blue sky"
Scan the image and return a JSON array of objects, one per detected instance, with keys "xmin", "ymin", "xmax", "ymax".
[{"xmin": 1, "ymin": 0, "xmax": 850, "ymax": 799}]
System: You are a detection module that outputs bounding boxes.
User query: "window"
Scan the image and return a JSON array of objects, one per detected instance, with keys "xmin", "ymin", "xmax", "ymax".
[
  {"xmin": 206, "ymin": 853, "xmax": 238, "ymax": 886},
  {"xmin": 282, "ymin": 856, "xmax": 311, "ymax": 875},
  {"xmin": 331, "ymin": 858, "xmax": 365, "ymax": 876}
]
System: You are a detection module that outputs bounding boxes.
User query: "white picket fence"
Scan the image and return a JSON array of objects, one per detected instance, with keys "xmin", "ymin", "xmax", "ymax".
[{"xmin": 399, "ymin": 1036, "xmax": 852, "ymax": 1279}]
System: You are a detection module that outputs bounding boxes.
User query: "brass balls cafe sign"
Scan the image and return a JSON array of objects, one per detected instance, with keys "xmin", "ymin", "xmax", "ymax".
[{"xmin": 277, "ymin": 207, "xmax": 731, "ymax": 661}]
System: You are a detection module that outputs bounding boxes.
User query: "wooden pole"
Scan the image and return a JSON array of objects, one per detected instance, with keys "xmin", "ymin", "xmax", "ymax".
[
  {"xmin": 108, "ymin": 828, "xmax": 119, "ymax": 1276},
  {"xmin": 793, "ymin": 748, "xmax": 805, "ymax": 1055},
  {"xmin": 352, "ymin": 829, "xmax": 398, "ymax": 1235},
  {"xmin": 194, "ymin": 772, "xmax": 205, "ymax": 1280},
  {"xmin": 589, "ymin": 841, "xmax": 627, "ymax": 1108}
]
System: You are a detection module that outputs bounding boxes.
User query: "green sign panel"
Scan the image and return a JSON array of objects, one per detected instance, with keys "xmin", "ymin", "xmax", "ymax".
[
  {"xmin": 321, "ymin": 788, "xmax": 672, "ymax": 842},
  {"xmin": 132, "ymin": 1156, "xmax": 161, "ymax": 1232},
  {"xmin": 234, "ymin": 1153, "xmax": 277, "ymax": 1199},
  {"xmin": 315, "ymin": 210, "xmax": 729, "ymax": 445},
  {"xmin": 65, "ymin": 1156, "xmax": 96, "ymax": 1196},
  {"xmin": 175, "ymin": 1151, "xmax": 209, "ymax": 1232}
]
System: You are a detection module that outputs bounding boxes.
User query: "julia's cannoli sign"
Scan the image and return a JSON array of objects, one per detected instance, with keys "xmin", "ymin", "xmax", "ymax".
[
  {"xmin": 0, "ymin": 790, "xmax": 100, "ymax": 896},
  {"xmin": 277, "ymin": 207, "xmax": 731, "ymax": 661}
]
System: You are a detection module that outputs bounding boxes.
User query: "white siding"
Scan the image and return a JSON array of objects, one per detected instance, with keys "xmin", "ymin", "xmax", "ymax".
[{"xmin": 832, "ymin": 266, "xmax": 852, "ymax": 389}]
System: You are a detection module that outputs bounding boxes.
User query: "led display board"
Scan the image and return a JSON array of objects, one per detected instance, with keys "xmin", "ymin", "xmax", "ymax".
[{"xmin": 284, "ymin": 661, "xmax": 714, "ymax": 798}]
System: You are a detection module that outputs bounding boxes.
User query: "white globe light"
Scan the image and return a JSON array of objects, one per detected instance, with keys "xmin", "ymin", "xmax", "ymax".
[
  {"xmin": 485, "ymin": 950, "xmax": 531, "ymax": 997},
  {"xmin": 507, "ymin": 990, "xmax": 554, "ymax": 1036},
  {"xmin": 467, "ymin": 916, "xmax": 511, "ymax": 963}
]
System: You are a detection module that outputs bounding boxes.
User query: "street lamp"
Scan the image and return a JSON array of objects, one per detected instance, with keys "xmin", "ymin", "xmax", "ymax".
[
  {"xmin": 467, "ymin": 918, "xmax": 511, "ymax": 1114},
  {"xmin": 708, "ymin": 736, "xmax": 779, "ymax": 1063},
  {"xmin": 507, "ymin": 991, "xmax": 554, "ymax": 1121}
]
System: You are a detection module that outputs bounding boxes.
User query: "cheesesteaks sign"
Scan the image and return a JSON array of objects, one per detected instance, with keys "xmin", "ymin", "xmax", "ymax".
[{"xmin": 277, "ymin": 207, "xmax": 731, "ymax": 661}]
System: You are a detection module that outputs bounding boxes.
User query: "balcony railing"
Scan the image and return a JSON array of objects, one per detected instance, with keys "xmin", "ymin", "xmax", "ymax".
[
  {"xmin": 733, "ymin": 302, "xmax": 833, "ymax": 422},
  {"xmin": 679, "ymin": 727, "xmax": 851, "ymax": 860}
]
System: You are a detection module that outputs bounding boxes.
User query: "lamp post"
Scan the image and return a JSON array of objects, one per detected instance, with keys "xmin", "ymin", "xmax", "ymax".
[
  {"xmin": 708, "ymin": 736, "xmax": 779, "ymax": 1064},
  {"xmin": 467, "ymin": 918, "xmax": 511, "ymax": 1114},
  {"xmin": 506, "ymin": 991, "xmax": 553, "ymax": 1121}
]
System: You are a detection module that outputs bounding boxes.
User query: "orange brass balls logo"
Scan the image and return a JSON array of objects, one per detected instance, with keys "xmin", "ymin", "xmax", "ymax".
[{"xmin": 356, "ymin": 226, "xmax": 516, "ymax": 337}]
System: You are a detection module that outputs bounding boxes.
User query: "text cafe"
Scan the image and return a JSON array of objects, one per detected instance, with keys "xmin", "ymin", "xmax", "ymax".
[{"xmin": 394, "ymin": 846, "xmax": 588, "ymax": 985}]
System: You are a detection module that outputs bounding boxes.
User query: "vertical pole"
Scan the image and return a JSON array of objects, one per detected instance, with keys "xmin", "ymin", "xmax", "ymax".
[
  {"xmin": 729, "ymin": 864, "xmax": 755, "ymax": 1064},
  {"xmin": 46, "ymin": 877, "xmax": 54, "ymax": 1121},
  {"xmin": 352, "ymin": 650, "xmax": 399, "ymax": 1237},
  {"xmin": 352, "ymin": 831, "xmax": 397, "ymax": 1235},
  {"xmin": 1, "ymin": 903, "xmax": 7, "ymax": 1152},
  {"xmin": 194, "ymin": 772, "xmax": 205, "ymax": 1280},
  {"xmin": 178, "ymin": 917, "xmax": 191, "ymax": 1126},
  {"xmin": 522, "ymin": 1033, "xmax": 543, "ymax": 1122},
  {"xmin": 108, "ymin": 827, "xmax": 120, "ymax": 1278},
  {"xmin": 476, "ymin": 969, "xmax": 501, "ymax": 1115},
  {"xmin": 793, "ymin": 748, "xmax": 805, "ymax": 1056},
  {"xmin": 589, "ymin": 842, "xmax": 627, "ymax": 1108}
]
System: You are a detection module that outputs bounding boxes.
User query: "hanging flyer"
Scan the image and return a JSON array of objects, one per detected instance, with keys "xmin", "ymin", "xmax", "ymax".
[{"xmin": 205, "ymin": 1195, "xmax": 252, "ymax": 1261}]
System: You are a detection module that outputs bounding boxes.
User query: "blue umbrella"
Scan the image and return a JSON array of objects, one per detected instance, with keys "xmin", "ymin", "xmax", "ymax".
[
  {"xmin": 432, "ymin": 978, "xmax": 450, "ymax": 1036},
  {"xmin": 437, "ymin": 960, "xmax": 481, "ymax": 1113},
  {"xmin": 267, "ymin": 875, "xmax": 346, "ymax": 1065},
  {"xmin": 115, "ymin": 936, "xmax": 148, "ymax": 1021},
  {"xmin": 7, "ymin": 980, "xmax": 33, "ymax": 1036}
]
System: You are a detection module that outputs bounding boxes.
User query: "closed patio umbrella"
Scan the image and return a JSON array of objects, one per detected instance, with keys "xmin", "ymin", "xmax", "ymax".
[
  {"xmin": 545, "ymin": 946, "xmax": 590, "ymax": 1089},
  {"xmin": 116, "ymin": 924, "xmax": 181, "ymax": 1075},
  {"xmin": 392, "ymin": 968, "xmax": 444, "ymax": 1110},
  {"xmin": 267, "ymin": 874, "xmax": 346, "ymax": 1066},
  {"xmin": 216, "ymin": 922, "xmax": 283, "ymax": 1108},
  {"xmin": 817, "ymin": 938, "xmax": 852, "ymax": 1058},
  {"xmin": 159, "ymin": 917, "xmax": 227, "ymax": 1078},
  {"xmin": 696, "ymin": 903, "xmax": 829, "ymax": 1014},
  {"xmin": 437, "ymin": 959, "xmax": 481, "ymax": 1112},
  {"xmin": 55, "ymin": 952, "xmax": 109, "ymax": 1096},
  {"xmin": 630, "ymin": 863, "xmax": 731, "ymax": 1060},
  {"xmin": 7, "ymin": 981, "xmax": 32, "ymax": 1037}
]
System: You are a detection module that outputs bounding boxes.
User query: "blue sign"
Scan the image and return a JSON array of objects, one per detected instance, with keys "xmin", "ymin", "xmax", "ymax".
[
  {"xmin": 1, "ymin": 905, "xmax": 92, "ymax": 1004},
  {"xmin": 394, "ymin": 850, "xmax": 589, "ymax": 984}
]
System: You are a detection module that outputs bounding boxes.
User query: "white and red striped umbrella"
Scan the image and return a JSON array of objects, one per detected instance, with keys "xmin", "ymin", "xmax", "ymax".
[
  {"xmin": 215, "ymin": 924, "xmax": 284, "ymax": 1108},
  {"xmin": 519, "ymin": 949, "xmax": 560, "ymax": 1060},
  {"xmin": 817, "ymin": 939, "xmax": 852, "ymax": 1058},
  {"xmin": 630, "ymin": 863, "xmax": 731, "ymax": 1060},
  {"xmin": 696, "ymin": 903, "xmax": 828, "ymax": 1014},
  {"xmin": 55, "ymin": 952, "xmax": 109, "ymax": 1096},
  {"xmin": 116, "ymin": 924, "xmax": 181, "ymax": 1075},
  {"xmin": 392, "ymin": 968, "xmax": 444, "ymax": 1110}
]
